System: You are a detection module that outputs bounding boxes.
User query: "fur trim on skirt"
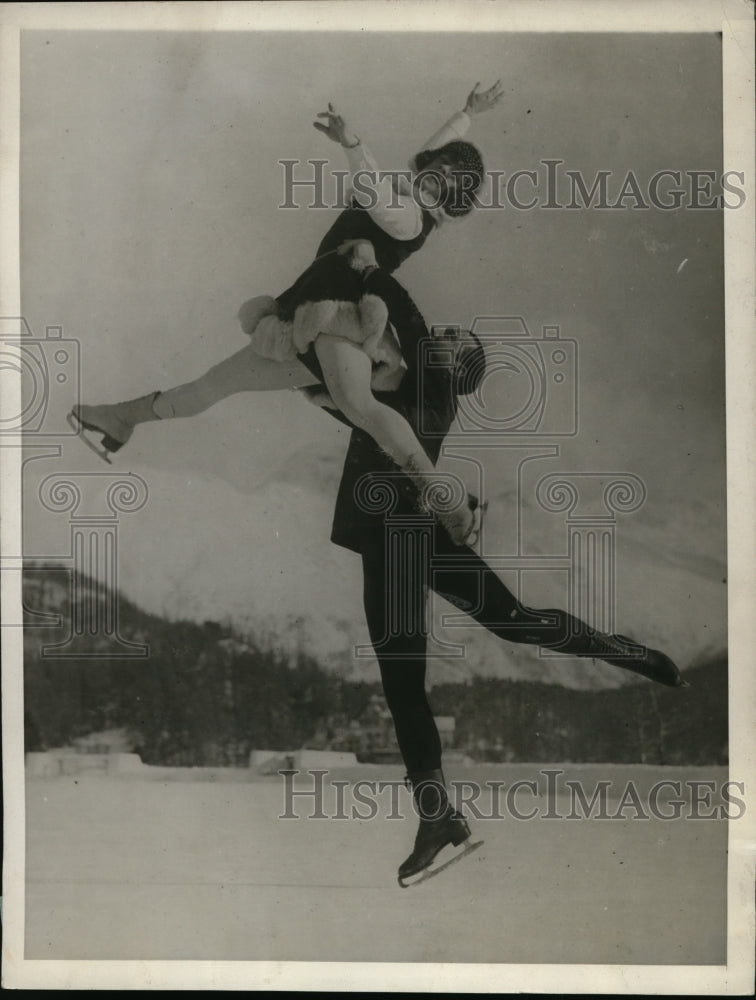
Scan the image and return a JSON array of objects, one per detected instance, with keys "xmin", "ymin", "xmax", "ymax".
[{"xmin": 237, "ymin": 293, "xmax": 403, "ymax": 372}]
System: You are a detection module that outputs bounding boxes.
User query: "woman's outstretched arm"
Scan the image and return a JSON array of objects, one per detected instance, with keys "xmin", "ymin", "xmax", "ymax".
[
  {"xmin": 413, "ymin": 79, "xmax": 505, "ymax": 158},
  {"xmin": 313, "ymin": 104, "xmax": 424, "ymax": 241}
]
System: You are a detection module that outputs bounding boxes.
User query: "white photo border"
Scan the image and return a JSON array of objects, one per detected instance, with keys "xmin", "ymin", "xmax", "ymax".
[{"xmin": 1, "ymin": 1, "xmax": 754, "ymax": 993}]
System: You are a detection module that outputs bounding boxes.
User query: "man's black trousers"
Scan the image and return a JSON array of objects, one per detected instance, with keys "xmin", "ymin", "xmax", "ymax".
[{"xmin": 360, "ymin": 522, "xmax": 599, "ymax": 773}]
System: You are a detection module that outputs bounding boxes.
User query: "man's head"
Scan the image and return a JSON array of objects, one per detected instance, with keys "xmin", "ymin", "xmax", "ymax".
[{"xmin": 431, "ymin": 326, "xmax": 487, "ymax": 394}]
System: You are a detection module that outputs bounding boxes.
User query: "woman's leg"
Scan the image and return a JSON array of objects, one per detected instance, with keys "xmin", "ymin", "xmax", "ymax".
[
  {"xmin": 152, "ymin": 343, "xmax": 318, "ymax": 418},
  {"xmin": 71, "ymin": 344, "xmax": 319, "ymax": 454},
  {"xmin": 314, "ymin": 334, "xmax": 423, "ymax": 466},
  {"xmin": 315, "ymin": 334, "xmax": 474, "ymax": 545}
]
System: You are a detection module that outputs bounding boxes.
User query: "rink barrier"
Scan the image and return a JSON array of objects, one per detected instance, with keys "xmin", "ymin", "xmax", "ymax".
[
  {"xmin": 24, "ymin": 751, "xmax": 731, "ymax": 803},
  {"xmin": 25, "ymin": 751, "xmax": 249, "ymax": 781},
  {"xmin": 253, "ymin": 749, "xmax": 359, "ymax": 774},
  {"xmin": 25, "ymin": 748, "xmax": 360, "ymax": 781}
]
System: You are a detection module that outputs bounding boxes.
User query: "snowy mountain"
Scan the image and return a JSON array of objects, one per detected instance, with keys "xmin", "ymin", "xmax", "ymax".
[{"xmin": 23, "ymin": 432, "xmax": 727, "ymax": 691}]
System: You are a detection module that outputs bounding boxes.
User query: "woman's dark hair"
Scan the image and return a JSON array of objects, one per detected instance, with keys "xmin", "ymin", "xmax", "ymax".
[
  {"xmin": 452, "ymin": 330, "xmax": 487, "ymax": 395},
  {"xmin": 414, "ymin": 140, "xmax": 485, "ymax": 217}
]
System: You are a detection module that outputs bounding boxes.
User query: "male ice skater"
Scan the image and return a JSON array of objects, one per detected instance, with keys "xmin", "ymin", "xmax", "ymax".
[{"xmin": 310, "ymin": 254, "xmax": 685, "ymax": 885}]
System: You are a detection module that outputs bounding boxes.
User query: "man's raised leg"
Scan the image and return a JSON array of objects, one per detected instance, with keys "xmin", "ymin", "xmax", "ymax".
[{"xmin": 427, "ymin": 527, "xmax": 684, "ymax": 687}]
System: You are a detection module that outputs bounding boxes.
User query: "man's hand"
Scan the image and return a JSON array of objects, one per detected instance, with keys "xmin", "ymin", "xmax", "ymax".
[
  {"xmin": 439, "ymin": 504, "xmax": 476, "ymax": 546},
  {"xmin": 465, "ymin": 498, "xmax": 487, "ymax": 547},
  {"xmin": 438, "ymin": 494, "xmax": 487, "ymax": 546},
  {"xmin": 464, "ymin": 79, "xmax": 505, "ymax": 115},
  {"xmin": 421, "ymin": 488, "xmax": 486, "ymax": 547},
  {"xmin": 338, "ymin": 238, "xmax": 378, "ymax": 273},
  {"xmin": 313, "ymin": 103, "xmax": 360, "ymax": 147}
]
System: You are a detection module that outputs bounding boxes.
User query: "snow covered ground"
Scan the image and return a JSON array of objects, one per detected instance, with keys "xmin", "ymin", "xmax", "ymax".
[{"xmin": 24, "ymin": 766, "xmax": 728, "ymax": 967}]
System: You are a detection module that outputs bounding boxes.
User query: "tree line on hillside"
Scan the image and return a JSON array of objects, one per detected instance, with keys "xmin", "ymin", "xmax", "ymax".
[{"xmin": 21, "ymin": 565, "xmax": 727, "ymax": 766}]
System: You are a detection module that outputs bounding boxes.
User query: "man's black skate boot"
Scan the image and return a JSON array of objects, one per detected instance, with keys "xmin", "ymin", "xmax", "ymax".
[
  {"xmin": 586, "ymin": 631, "xmax": 687, "ymax": 687},
  {"xmin": 398, "ymin": 769, "xmax": 471, "ymax": 884}
]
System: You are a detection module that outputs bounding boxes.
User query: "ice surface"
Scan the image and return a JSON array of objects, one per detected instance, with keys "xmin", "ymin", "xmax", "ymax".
[{"xmin": 24, "ymin": 767, "xmax": 728, "ymax": 964}]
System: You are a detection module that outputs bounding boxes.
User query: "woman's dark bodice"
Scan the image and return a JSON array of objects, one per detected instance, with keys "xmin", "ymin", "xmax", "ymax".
[{"xmin": 316, "ymin": 201, "xmax": 436, "ymax": 273}]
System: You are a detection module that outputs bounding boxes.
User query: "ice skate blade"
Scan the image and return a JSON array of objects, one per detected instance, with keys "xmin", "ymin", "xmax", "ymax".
[
  {"xmin": 398, "ymin": 839, "xmax": 484, "ymax": 889},
  {"xmin": 67, "ymin": 410, "xmax": 113, "ymax": 465}
]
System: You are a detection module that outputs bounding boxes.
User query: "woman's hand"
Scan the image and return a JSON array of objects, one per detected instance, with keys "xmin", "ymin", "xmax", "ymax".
[
  {"xmin": 313, "ymin": 103, "xmax": 360, "ymax": 147},
  {"xmin": 464, "ymin": 79, "xmax": 505, "ymax": 115}
]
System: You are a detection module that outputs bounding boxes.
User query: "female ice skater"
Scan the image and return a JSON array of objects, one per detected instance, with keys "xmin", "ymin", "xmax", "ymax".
[{"xmin": 70, "ymin": 81, "xmax": 505, "ymax": 545}]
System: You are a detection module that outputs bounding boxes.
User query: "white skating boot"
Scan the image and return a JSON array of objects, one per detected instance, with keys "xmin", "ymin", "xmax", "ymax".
[{"xmin": 68, "ymin": 392, "xmax": 160, "ymax": 463}]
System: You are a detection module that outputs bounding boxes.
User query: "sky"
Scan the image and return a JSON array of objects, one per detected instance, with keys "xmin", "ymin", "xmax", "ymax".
[{"xmin": 17, "ymin": 28, "xmax": 729, "ymax": 671}]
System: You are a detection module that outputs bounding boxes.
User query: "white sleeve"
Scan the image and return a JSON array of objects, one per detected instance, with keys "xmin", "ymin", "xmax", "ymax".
[
  {"xmin": 343, "ymin": 139, "xmax": 423, "ymax": 241},
  {"xmin": 416, "ymin": 110, "xmax": 471, "ymax": 156}
]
